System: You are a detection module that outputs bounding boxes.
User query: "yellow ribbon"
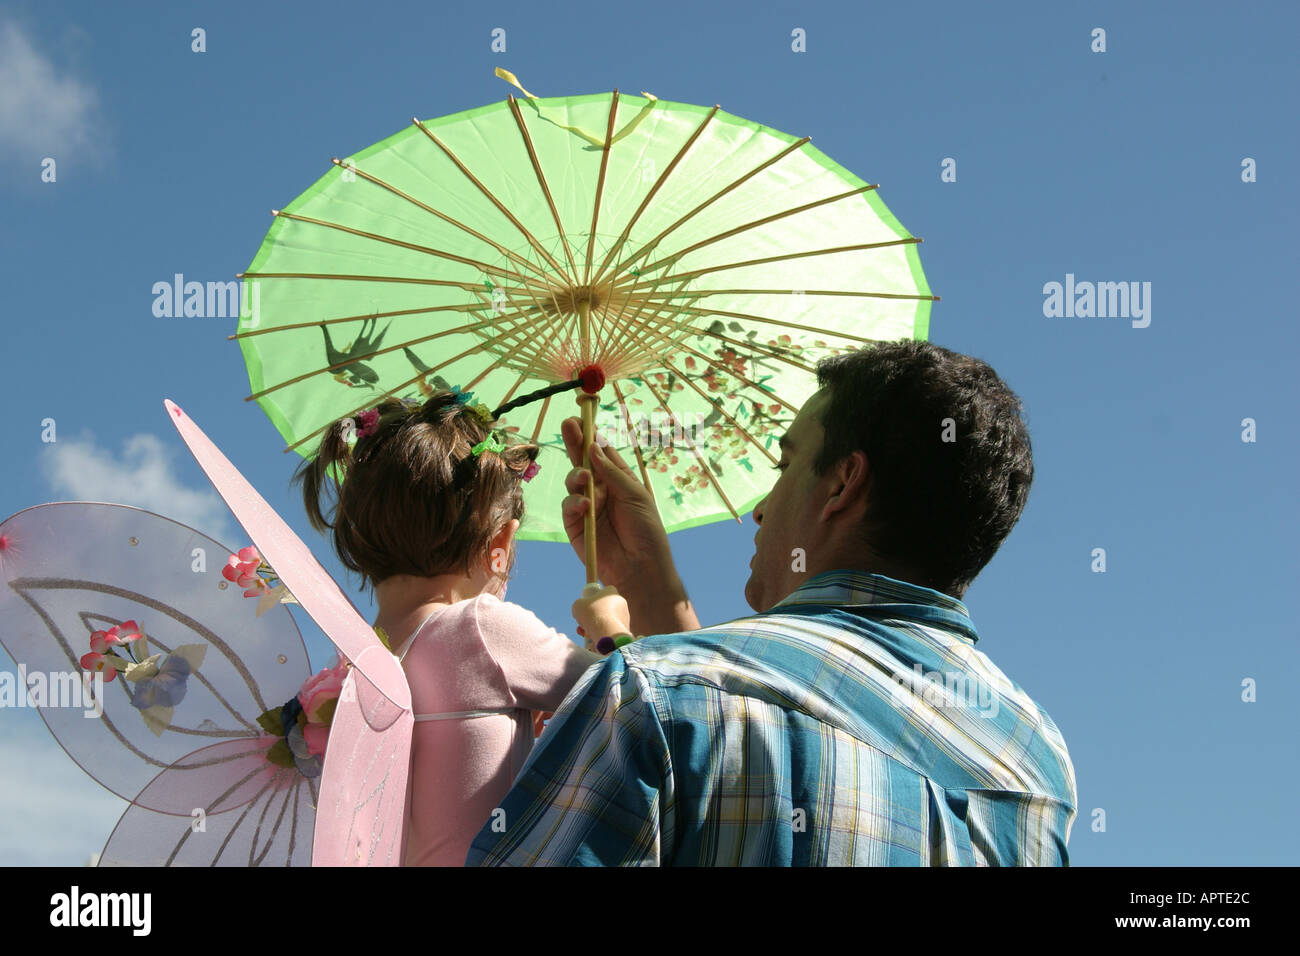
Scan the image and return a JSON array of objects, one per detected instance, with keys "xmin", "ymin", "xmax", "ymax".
[{"xmin": 494, "ymin": 67, "xmax": 658, "ymax": 149}]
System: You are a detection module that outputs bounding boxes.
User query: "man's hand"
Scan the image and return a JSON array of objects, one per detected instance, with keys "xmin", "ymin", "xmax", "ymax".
[
  {"xmin": 561, "ymin": 417, "xmax": 669, "ymax": 586},
  {"xmin": 560, "ymin": 416, "xmax": 701, "ymax": 636}
]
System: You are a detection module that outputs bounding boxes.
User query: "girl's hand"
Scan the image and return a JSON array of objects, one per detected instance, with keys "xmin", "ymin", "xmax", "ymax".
[{"xmin": 572, "ymin": 585, "xmax": 632, "ymax": 647}]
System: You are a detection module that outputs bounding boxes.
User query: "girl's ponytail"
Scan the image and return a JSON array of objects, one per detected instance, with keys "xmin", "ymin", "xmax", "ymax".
[{"xmin": 291, "ymin": 392, "xmax": 539, "ymax": 591}]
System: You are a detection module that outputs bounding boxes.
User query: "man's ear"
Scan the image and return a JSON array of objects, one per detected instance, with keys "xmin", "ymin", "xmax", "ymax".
[{"xmin": 820, "ymin": 450, "xmax": 870, "ymax": 522}]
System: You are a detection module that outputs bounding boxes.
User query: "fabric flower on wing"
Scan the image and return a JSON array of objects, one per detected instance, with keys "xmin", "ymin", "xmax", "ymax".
[
  {"xmin": 298, "ymin": 659, "xmax": 348, "ymax": 723},
  {"xmin": 259, "ymin": 657, "xmax": 349, "ymax": 776},
  {"xmin": 224, "ymin": 545, "xmax": 297, "ymax": 613},
  {"xmin": 223, "ymin": 548, "xmax": 261, "ymax": 589},
  {"xmin": 128, "ymin": 653, "xmax": 194, "ymax": 710},
  {"xmin": 79, "ymin": 651, "xmax": 119, "ymax": 682}
]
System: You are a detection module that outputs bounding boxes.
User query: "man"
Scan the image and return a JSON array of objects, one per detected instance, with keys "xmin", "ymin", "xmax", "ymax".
[{"xmin": 466, "ymin": 340, "xmax": 1076, "ymax": 865}]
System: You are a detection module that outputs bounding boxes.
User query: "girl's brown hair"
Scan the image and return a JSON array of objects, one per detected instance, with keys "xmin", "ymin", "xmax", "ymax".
[{"xmin": 294, "ymin": 391, "xmax": 539, "ymax": 591}]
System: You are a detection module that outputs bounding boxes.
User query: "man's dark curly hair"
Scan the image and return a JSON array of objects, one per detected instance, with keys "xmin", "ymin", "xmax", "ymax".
[{"xmin": 813, "ymin": 340, "xmax": 1033, "ymax": 600}]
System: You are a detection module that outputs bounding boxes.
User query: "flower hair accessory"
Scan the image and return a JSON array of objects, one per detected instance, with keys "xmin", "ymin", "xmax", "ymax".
[
  {"xmin": 445, "ymin": 384, "xmax": 495, "ymax": 427},
  {"xmin": 521, "ymin": 461, "xmax": 540, "ymax": 482},
  {"xmin": 340, "ymin": 406, "xmax": 383, "ymax": 447},
  {"xmin": 355, "ymin": 408, "xmax": 381, "ymax": 439}
]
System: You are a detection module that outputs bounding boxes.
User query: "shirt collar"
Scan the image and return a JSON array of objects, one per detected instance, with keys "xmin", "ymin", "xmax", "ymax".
[{"xmin": 770, "ymin": 569, "xmax": 980, "ymax": 644}]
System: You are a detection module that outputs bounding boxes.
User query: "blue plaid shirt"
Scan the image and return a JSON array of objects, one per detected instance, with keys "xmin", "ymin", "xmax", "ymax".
[{"xmin": 465, "ymin": 570, "xmax": 1076, "ymax": 866}]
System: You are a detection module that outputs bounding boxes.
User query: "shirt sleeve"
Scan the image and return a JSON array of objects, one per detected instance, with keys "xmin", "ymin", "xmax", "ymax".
[
  {"xmin": 473, "ymin": 593, "xmax": 604, "ymax": 713},
  {"xmin": 464, "ymin": 650, "xmax": 675, "ymax": 866}
]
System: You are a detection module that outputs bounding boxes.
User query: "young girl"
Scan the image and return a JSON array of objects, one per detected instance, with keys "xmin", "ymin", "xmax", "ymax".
[{"xmin": 295, "ymin": 389, "xmax": 631, "ymax": 866}]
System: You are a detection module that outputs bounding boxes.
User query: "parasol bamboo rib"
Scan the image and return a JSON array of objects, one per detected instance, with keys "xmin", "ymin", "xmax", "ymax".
[
  {"xmin": 267, "ymin": 209, "xmax": 560, "ymax": 297},
  {"xmin": 523, "ymin": 279, "xmax": 806, "ymax": 425},
  {"xmin": 326, "ymin": 157, "xmax": 564, "ymax": 292},
  {"xmin": 528, "ymin": 393, "xmax": 551, "ymax": 445},
  {"xmin": 592, "ymin": 136, "xmax": 812, "ymax": 289},
  {"xmin": 473, "ymin": 283, "xmax": 569, "ymax": 361},
  {"xmin": 506, "ymin": 96, "xmax": 580, "ymax": 285},
  {"xmin": 228, "ymin": 303, "xmax": 481, "ymax": 342},
  {"xmin": 626, "ymin": 185, "xmax": 878, "ymax": 278},
  {"xmin": 238, "ymin": 271, "xmax": 484, "ymax": 292},
  {"xmin": 232, "ymin": 277, "xmax": 578, "ymax": 398},
  {"xmin": 473, "ymin": 285, "xmax": 589, "ymax": 381},
  {"xmin": 242, "ymin": 309, "xmax": 541, "ymax": 403},
  {"xmin": 622, "ymin": 238, "xmax": 924, "ymax": 291},
  {"xmin": 611, "ymin": 380, "xmax": 656, "ymax": 496},
  {"xmin": 599, "ymin": 262, "xmax": 696, "ymax": 368},
  {"xmin": 686, "ymin": 328, "xmax": 817, "ymax": 376},
  {"xmin": 411, "ymin": 118, "xmax": 569, "ymax": 281},
  {"xmin": 588, "ymin": 266, "xmax": 821, "ymax": 380},
  {"xmin": 640, "ymin": 376, "xmax": 742, "ymax": 523},
  {"xmin": 585, "ymin": 308, "xmax": 804, "ymax": 415},
  {"xmin": 659, "ymin": 357, "xmax": 783, "ymax": 467},
  {"xmin": 632, "ymin": 286, "xmax": 940, "ymax": 301},
  {"xmin": 490, "ymin": 357, "xmax": 543, "ymax": 412},
  {"xmin": 675, "ymin": 306, "xmax": 893, "ymax": 343},
  {"xmin": 280, "ymin": 313, "xmax": 570, "ymax": 452},
  {"xmin": 282, "ymin": 360, "xmax": 461, "ymax": 452},
  {"xmin": 533, "ymin": 281, "xmax": 803, "ymax": 466},
  {"xmin": 583, "ymin": 91, "xmax": 621, "ymax": 287},
  {"xmin": 482, "ymin": 287, "xmax": 581, "ymax": 380},
  {"xmin": 472, "ymin": 263, "xmax": 580, "ymax": 366},
  {"xmin": 587, "ymin": 105, "xmax": 721, "ymax": 290},
  {"xmin": 594, "ymin": 291, "xmax": 797, "ymax": 464}
]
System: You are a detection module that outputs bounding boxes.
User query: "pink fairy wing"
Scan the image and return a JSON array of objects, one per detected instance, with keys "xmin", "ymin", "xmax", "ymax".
[
  {"xmin": 0, "ymin": 502, "xmax": 311, "ymax": 810},
  {"xmin": 99, "ymin": 739, "xmax": 315, "ymax": 866},
  {"xmin": 312, "ymin": 646, "xmax": 412, "ymax": 866},
  {"xmin": 164, "ymin": 399, "xmax": 412, "ymax": 866},
  {"xmin": 164, "ymin": 399, "xmax": 380, "ymax": 668}
]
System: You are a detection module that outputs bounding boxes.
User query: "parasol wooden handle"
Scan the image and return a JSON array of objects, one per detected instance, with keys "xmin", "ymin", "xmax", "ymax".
[{"xmin": 576, "ymin": 391, "xmax": 599, "ymax": 584}]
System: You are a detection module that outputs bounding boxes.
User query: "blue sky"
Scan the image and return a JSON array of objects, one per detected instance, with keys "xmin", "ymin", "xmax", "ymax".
[{"xmin": 1, "ymin": 0, "xmax": 1296, "ymax": 866}]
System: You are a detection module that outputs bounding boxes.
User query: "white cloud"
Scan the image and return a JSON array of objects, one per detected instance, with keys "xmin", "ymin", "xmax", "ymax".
[
  {"xmin": 0, "ymin": 719, "xmax": 124, "ymax": 867},
  {"xmin": 0, "ymin": 19, "xmax": 103, "ymax": 168},
  {"xmin": 41, "ymin": 432, "xmax": 236, "ymax": 544}
]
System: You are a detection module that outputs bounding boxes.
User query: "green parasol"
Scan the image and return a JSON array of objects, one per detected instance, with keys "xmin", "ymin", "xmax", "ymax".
[{"xmin": 233, "ymin": 70, "xmax": 937, "ymax": 571}]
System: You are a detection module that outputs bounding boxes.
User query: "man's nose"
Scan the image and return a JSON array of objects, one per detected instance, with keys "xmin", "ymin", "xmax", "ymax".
[{"xmin": 753, "ymin": 499, "xmax": 765, "ymax": 525}]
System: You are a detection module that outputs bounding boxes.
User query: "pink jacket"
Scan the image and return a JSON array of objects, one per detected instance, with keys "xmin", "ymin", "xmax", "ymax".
[{"xmin": 394, "ymin": 592, "xmax": 602, "ymax": 866}]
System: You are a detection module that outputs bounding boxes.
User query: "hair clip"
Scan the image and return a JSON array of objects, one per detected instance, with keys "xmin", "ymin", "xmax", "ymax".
[
  {"xmin": 466, "ymin": 402, "xmax": 496, "ymax": 426},
  {"xmin": 521, "ymin": 461, "xmax": 540, "ymax": 482},
  {"xmin": 447, "ymin": 384, "xmax": 475, "ymax": 406},
  {"xmin": 471, "ymin": 433, "xmax": 506, "ymax": 457}
]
